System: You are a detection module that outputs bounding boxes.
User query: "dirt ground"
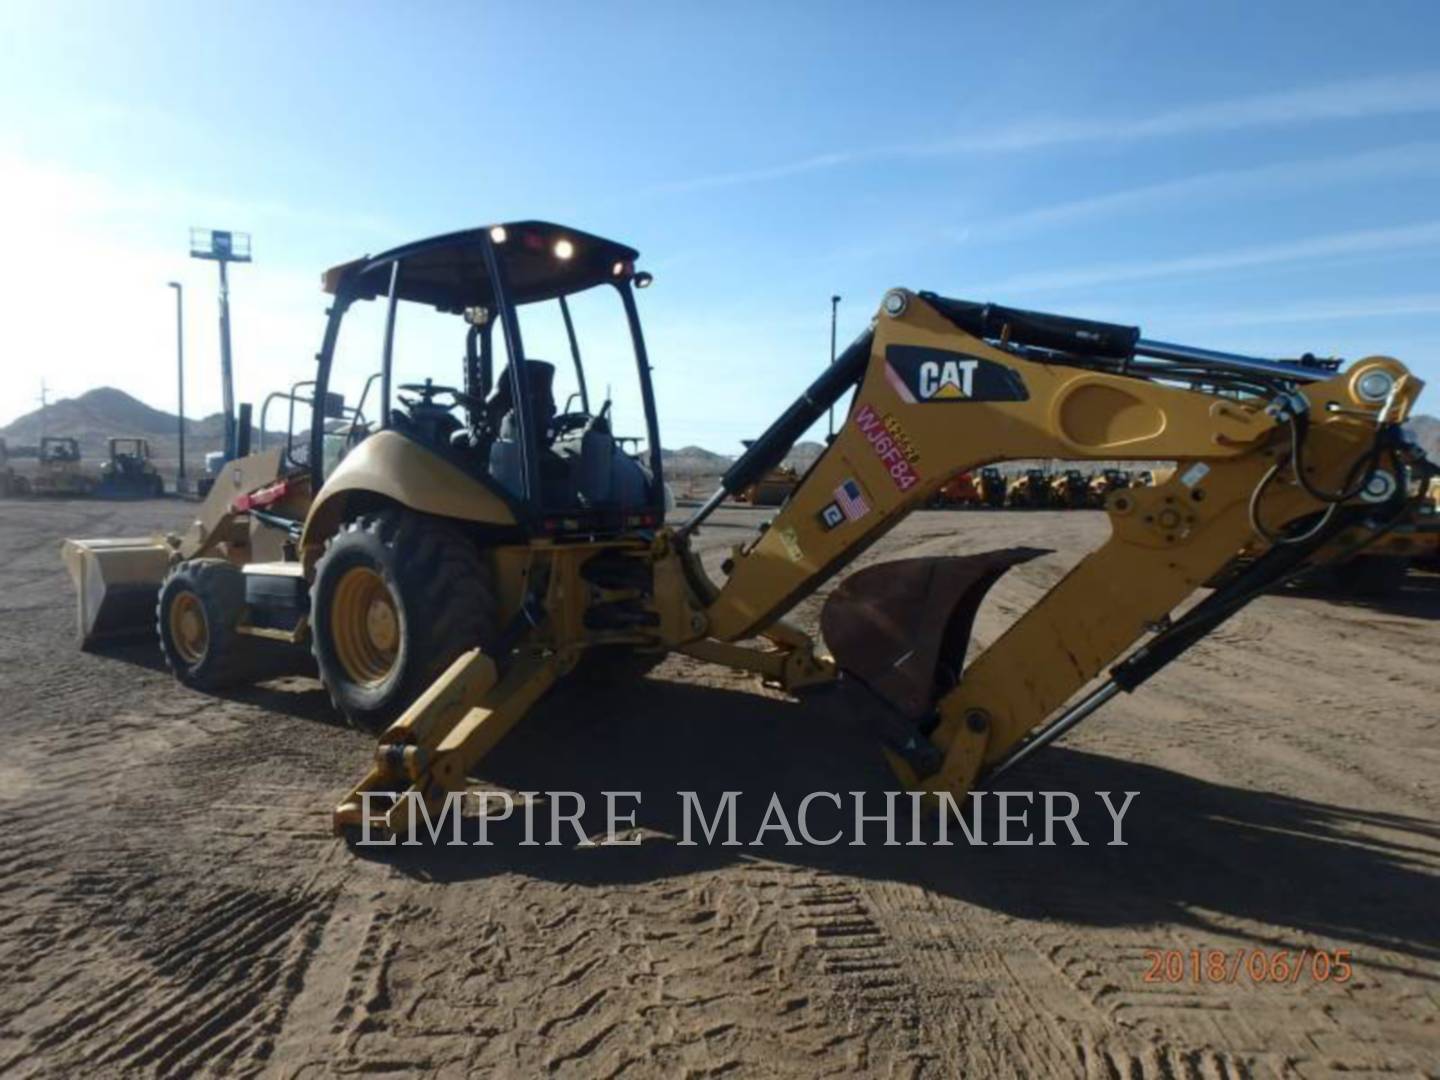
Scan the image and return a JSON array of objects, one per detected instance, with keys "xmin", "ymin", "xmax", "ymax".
[{"xmin": 0, "ymin": 497, "xmax": 1436, "ymax": 1079}]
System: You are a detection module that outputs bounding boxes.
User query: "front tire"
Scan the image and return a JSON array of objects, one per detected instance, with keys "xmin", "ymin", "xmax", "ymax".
[
  {"xmin": 157, "ymin": 559, "xmax": 257, "ymax": 689},
  {"xmin": 310, "ymin": 509, "xmax": 498, "ymax": 733}
]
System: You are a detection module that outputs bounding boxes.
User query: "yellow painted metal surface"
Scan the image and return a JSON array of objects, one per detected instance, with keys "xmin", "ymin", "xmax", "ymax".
[
  {"xmin": 696, "ymin": 290, "xmax": 1423, "ymax": 801},
  {"xmin": 300, "ymin": 431, "xmax": 516, "ymax": 563}
]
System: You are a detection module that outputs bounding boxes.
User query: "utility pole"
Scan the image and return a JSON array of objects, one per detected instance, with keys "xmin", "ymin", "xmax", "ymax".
[
  {"xmin": 826, "ymin": 295, "xmax": 841, "ymax": 440},
  {"xmin": 189, "ymin": 228, "xmax": 251, "ymax": 461},
  {"xmin": 37, "ymin": 380, "xmax": 49, "ymax": 442},
  {"xmin": 168, "ymin": 282, "xmax": 186, "ymax": 486}
]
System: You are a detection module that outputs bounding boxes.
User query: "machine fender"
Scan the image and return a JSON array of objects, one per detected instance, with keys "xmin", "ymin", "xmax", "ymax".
[{"xmin": 301, "ymin": 431, "xmax": 519, "ymax": 561}]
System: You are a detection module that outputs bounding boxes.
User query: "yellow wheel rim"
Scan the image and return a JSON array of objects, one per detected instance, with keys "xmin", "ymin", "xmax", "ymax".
[
  {"xmin": 331, "ymin": 566, "xmax": 401, "ymax": 687},
  {"xmin": 169, "ymin": 591, "xmax": 209, "ymax": 665}
]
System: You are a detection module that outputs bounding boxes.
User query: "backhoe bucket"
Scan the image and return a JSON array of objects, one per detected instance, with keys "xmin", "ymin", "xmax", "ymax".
[
  {"xmin": 61, "ymin": 537, "xmax": 172, "ymax": 647},
  {"xmin": 820, "ymin": 549, "xmax": 1046, "ymax": 720}
]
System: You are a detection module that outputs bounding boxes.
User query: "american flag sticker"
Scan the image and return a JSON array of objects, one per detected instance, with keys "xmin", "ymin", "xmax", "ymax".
[{"xmin": 834, "ymin": 478, "xmax": 870, "ymax": 522}]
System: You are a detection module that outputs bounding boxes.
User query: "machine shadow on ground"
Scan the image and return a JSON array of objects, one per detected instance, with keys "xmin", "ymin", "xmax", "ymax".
[
  {"xmin": 353, "ymin": 673, "xmax": 1440, "ymax": 972},
  {"xmin": 1287, "ymin": 569, "xmax": 1440, "ymax": 620},
  {"xmin": 88, "ymin": 638, "xmax": 341, "ymax": 723}
]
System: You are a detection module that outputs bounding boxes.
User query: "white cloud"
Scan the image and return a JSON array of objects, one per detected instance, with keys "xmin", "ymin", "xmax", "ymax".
[
  {"xmin": 974, "ymin": 220, "xmax": 1440, "ymax": 295},
  {"xmin": 661, "ymin": 71, "xmax": 1440, "ymax": 192},
  {"xmin": 964, "ymin": 141, "xmax": 1440, "ymax": 238},
  {"xmin": 1159, "ymin": 293, "xmax": 1440, "ymax": 330}
]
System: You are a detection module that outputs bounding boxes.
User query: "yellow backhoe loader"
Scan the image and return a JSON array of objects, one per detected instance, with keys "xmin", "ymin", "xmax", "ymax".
[{"xmin": 64, "ymin": 222, "xmax": 1430, "ymax": 843}]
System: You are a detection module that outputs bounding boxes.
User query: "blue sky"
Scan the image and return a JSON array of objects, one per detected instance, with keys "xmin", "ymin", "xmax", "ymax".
[{"xmin": 2, "ymin": 1, "xmax": 1438, "ymax": 447}]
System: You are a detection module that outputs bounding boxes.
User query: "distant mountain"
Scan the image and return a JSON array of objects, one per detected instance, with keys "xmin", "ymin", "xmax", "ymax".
[
  {"xmin": 2, "ymin": 387, "xmax": 193, "ymax": 447},
  {"xmin": 786, "ymin": 440, "xmax": 826, "ymax": 468},
  {"xmin": 662, "ymin": 445, "xmax": 733, "ymax": 477},
  {"xmin": 0, "ymin": 387, "xmax": 280, "ymax": 470}
]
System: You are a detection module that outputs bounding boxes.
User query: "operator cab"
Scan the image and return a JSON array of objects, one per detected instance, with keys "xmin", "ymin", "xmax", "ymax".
[
  {"xmin": 108, "ymin": 437, "xmax": 150, "ymax": 471},
  {"xmin": 41, "ymin": 436, "xmax": 80, "ymax": 463},
  {"xmin": 313, "ymin": 221, "xmax": 665, "ymax": 535}
]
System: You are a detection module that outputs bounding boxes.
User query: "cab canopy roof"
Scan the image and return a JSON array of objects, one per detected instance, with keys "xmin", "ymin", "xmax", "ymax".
[{"xmin": 322, "ymin": 221, "xmax": 640, "ymax": 312}]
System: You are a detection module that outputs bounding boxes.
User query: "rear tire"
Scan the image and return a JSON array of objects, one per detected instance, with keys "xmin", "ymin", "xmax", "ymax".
[
  {"xmin": 310, "ymin": 509, "xmax": 498, "ymax": 733},
  {"xmin": 157, "ymin": 559, "xmax": 264, "ymax": 689}
]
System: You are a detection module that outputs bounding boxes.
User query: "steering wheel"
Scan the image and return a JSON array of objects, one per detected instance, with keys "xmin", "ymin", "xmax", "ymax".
[
  {"xmin": 550, "ymin": 411, "xmax": 590, "ymax": 438},
  {"xmin": 396, "ymin": 381, "xmax": 483, "ymax": 412}
]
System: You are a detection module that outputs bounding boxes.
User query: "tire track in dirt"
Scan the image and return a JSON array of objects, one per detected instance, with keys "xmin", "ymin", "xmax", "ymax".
[{"xmin": 1, "ymin": 502, "xmax": 1435, "ymax": 1076}]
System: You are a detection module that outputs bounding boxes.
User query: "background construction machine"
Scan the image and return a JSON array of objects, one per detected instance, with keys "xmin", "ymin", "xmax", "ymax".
[
  {"xmin": 976, "ymin": 465, "xmax": 1006, "ymax": 507},
  {"xmin": 64, "ymin": 222, "xmax": 1430, "ymax": 842},
  {"xmin": 28, "ymin": 436, "xmax": 93, "ymax": 496},
  {"xmin": 0, "ymin": 437, "xmax": 13, "ymax": 497},
  {"xmin": 1050, "ymin": 468, "xmax": 1090, "ymax": 509},
  {"xmin": 1006, "ymin": 467, "xmax": 1050, "ymax": 508},
  {"xmin": 933, "ymin": 470, "xmax": 980, "ymax": 508},
  {"xmin": 1087, "ymin": 467, "xmax": 1131, "ymax": 507},
  {"xmin": 96, "ymin": 437, "xmax": 165, "ymax": 498},
  {"xmin": 734, "ymin": 450, "xmax": 800, "ymax": 506}
]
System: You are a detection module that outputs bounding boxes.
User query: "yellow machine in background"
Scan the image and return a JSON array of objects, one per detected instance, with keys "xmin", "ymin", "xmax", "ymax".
[
  {"xmin": 62, "ymin": 223, "xmax": 1432, "ymax": 842},
  {"xmin": 1006, "ymin": 468, "xmax": 1050, "ymax": 508},
  {"xmin": 29, "ymin": 436, "xmax": 93, "ymax": 496},
  {"xmin": 976, "ymin": 465, "xmax": 1006, "ymax": 507},
  {"xmin": 1050, "ymin": 468, "xmax": 1090, "ymax": 508},
  {"xmin": 1087, "ymin": 467, "xmax": 1131, "ymax": 507},
  {"xmin": 736, "ymin": 463, "xmax": 800, "ymax": 506}
]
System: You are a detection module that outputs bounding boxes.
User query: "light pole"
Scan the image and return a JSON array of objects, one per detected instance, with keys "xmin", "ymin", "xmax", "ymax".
[
  {"xmin": 167, "ymin": 282, "xmax": 185, "ymax": 486},
  {"xmin": 827, "ymin": 294, "xmax": 841, "ymax": 440},
  {"xmin": 189, "ymin": 228, "xmax": 251, "ymax": 461}
]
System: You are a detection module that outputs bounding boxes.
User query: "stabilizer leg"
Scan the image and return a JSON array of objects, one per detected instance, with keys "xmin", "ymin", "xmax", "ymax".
[{"xmin": 333, "ymin": 647, "xmax": 564, "ymax": 840}]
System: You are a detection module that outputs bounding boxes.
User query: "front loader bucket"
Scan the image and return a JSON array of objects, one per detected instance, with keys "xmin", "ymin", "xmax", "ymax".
[
  {"xmin": 820, "ymin": 549, "xmax": 1047, "ymax": 720},
  {"xmin": 61, "ymin": 537, "xmax": 172, "ymax": 647}
]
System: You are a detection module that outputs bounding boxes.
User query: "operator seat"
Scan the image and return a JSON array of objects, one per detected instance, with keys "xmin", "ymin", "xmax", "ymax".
[
  {"xmin": 486, "ymin": 360, "xmax": 558, "ymax": 444},
  {"xmin": 486, "ymin": 361, "xmax": 573, "ymax": 502}
]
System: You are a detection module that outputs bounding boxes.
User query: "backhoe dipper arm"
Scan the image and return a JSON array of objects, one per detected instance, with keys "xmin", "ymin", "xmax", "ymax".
[{"xmin": 696, "ymin": 289, "xmax": 1423, "ymax": 800}]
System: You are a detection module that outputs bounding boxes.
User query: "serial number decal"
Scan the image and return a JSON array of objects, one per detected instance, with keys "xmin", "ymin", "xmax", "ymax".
[
  {"xmin": 853, "ymin": 403, "xmax": 920, "ymax": 491},
  {"xmin": 1143, "ymin": 948, "xmax": 1353, "ymax": 985}
]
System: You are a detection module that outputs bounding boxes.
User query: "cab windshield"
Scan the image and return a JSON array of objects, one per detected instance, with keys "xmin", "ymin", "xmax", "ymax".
[{"xmin": 316, "ymin": 224, "xmax": 663, "ymax": 523}]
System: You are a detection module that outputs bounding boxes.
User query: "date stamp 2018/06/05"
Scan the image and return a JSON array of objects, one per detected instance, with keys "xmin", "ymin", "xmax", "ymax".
[{"xmin": 1144, "ymin": 948, "xmax": 1353, "ymax": 985}]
